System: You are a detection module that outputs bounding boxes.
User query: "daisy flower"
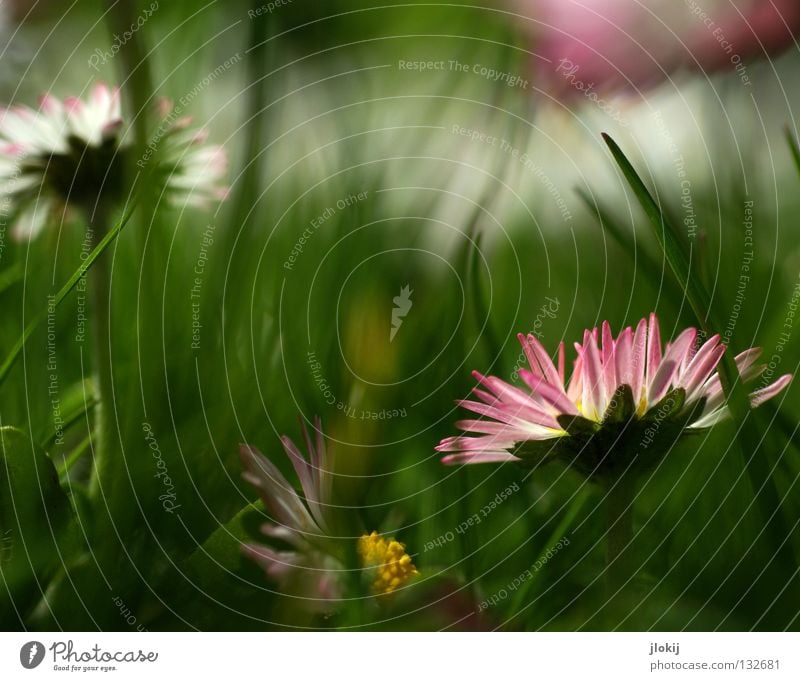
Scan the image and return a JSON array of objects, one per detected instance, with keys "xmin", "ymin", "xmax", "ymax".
[
  {"xmin": 0, "ymin": 83, "xmax": 228, "ymax": 241},
  {"xmin": 0, "ymin": 83, "xmax": 123, "ymax": 239},
  {"xmin": 240, "ymin": 418, "xmax": 418, "ymax": 610},
  {"xmin": 437, "ymin": 314, "xmax": 791, "ymax": 479}
]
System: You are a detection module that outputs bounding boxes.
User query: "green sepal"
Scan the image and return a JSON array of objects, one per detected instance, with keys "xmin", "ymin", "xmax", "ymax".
[
  {"xmin": 603, "ymin": 384, "xmax": 636, "ymax": 424},
  {"xmin": 557, "ymin": 413, "xmax": 600, "ymax": 436},
  {"xmin": 644, "ymin": 388, "xmax": 686, "ymax": 422},
  {"xmin": 513, "ymin": 438, "xmax": 563, "ymax": 468}
]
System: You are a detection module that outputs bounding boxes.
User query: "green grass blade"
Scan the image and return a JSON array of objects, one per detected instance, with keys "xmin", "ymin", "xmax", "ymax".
[
  {"xmin": 56, "ymin": 433, "xmax": 93, "ymax": 479},
  {"xmin": 601, "ymin": 133, "xmax": 710, "ymax": 329},
  {"xmin": 0, "ymin": 201, "xmax": 138, "ymax": 388},
  {"xmin": 0, "ymin": 263, "xmax": 23, "ymax": 296},
  {"xmin": 41, "ymin": 394, "xmax": 97, "ymax": 451},
  {"xmin": 785, "ymin": 127, "xmax": 800, "ymax": 179},
  {"xmin": 602, "ymin": 133, "xmax": 799, "ymax": 571}
]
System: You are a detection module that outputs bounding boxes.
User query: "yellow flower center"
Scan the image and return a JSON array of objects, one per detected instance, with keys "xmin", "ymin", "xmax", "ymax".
[{"xmin": 358, "ymin": 531, "xmax": 419, "ymax": 595}]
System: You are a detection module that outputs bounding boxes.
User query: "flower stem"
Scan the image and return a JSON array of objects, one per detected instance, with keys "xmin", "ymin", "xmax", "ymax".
[
  {"xmin": 86, "ymin": 204, "xmax": 115, "ymax": 499},
  {"xmin": 604, "ymin": 473, "xmax": 636, "ymax": 629}
]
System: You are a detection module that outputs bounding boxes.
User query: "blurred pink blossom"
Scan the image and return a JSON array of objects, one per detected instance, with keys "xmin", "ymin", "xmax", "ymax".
[{"xmin": 513, "ymin": 0, "xmax": 800, "ymax": 93}]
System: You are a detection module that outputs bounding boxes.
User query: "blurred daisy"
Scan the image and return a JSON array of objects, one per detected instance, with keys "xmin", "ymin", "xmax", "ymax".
[
  {"xmin": 0, "ymin": 83, "xmax": 227, "ymax": 241},
  {"xmin": 240, "ymin": 418, "xmax": 418, "ymax": 610},
  {"xmin": 438, "ymin": 314, "xmax": 791, "ymax": 479},
  {"xmin": 0, "ymin": 83, "xmax": 123, "ymax": 239},
  {"xmin": 240, "ymin": 417, "xmax": 341, "ymax": 609},
  {"xmin": 143, "ymin": 97, "xmax": 229, "ymax": 209}
]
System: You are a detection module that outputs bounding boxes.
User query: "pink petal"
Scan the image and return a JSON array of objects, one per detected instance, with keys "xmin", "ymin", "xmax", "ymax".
[
  {"xmin": 39, "ymin": 93, "xmax": 62, "ymax": 114},
  {"xmin": 601, "ymin": 320, "xmax": 617, "ymax": 402},
  {"xmin": 472, "ymin": 387, "xmax": 499, "ymax": 405},
  {"xmin": 630, "ymin": 318, "xmax": 648, "ymax": 405},
  {"xmin": 680, "ymin": 335, "xmax": 725, "ymax": 400},
  {"xmin": 441, "ymin": 451, "xmax": 520, "ymax": 465},
  {"xmin": 157, "ymin": 97, "xmax": 174, "ymax": 117},
  {"xmin": 647, "ymin": 360, "xmax": 677, "ymax": 406},
  {"xmin": 241, "ymin": 544, "xmax": 299, "ymax": 581},
  {"xmin": 437, "ymin": 435, "xmax": 518, "ymax": 453},
  {"xmin": 645, "ymin": 312, "xmax": 663, "ymax": 388},
  {"xmin": 281, "ymin": 436, "xmax": 317, "ymax": 516},
  {"xmin": 750, "ymin": 374, "xmax": 792, "ymax": 408},
  {"xmin": 64, "ymin": 96, "xmax": 83, "ymax": 113},
  {"xmin": 520, "ymin": 333, "xmax": 563, "ymax": 389},
  {"xmin": 647, "ymin": 328, "xmax": 696, "ymax": 404},
  {"xmin": 614, "ymin": 326, "xmax": 633, "ymax": 389},
  {"xmin": 581, "ymin": 329, "xmax": 605, "ymax": 419},
  {"xmin": 239, "ymin": 444, "xmax": 318, "ymax": 534},
  {"xmin": 566, "ymin": 353, "xmax": 583, "ymax": 402},
  {"xmin": 518, "ymin": 369, "xmax": 579, "ymax": 416},
  {"xmin": 457, "ymin": 396, "xmax": 560, "ymax": 430}
]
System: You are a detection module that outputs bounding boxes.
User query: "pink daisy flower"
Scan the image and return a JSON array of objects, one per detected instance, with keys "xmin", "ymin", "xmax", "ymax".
[
  {"xmin": 0, "ymin": 83, "xmax": 228, "ymax": 240},
  {"xmin": 438, "ymin": 314, "xmax": 791, "ymax": 475}
]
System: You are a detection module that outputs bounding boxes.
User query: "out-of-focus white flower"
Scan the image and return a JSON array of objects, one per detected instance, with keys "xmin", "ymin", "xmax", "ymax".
[
  {"xmin": 0, "ymin": 83, "xmax": 123, "ymax": 239},
  {"xmin": 0, "ymin": 83, "xmax": 228, "ymax": 240}
]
